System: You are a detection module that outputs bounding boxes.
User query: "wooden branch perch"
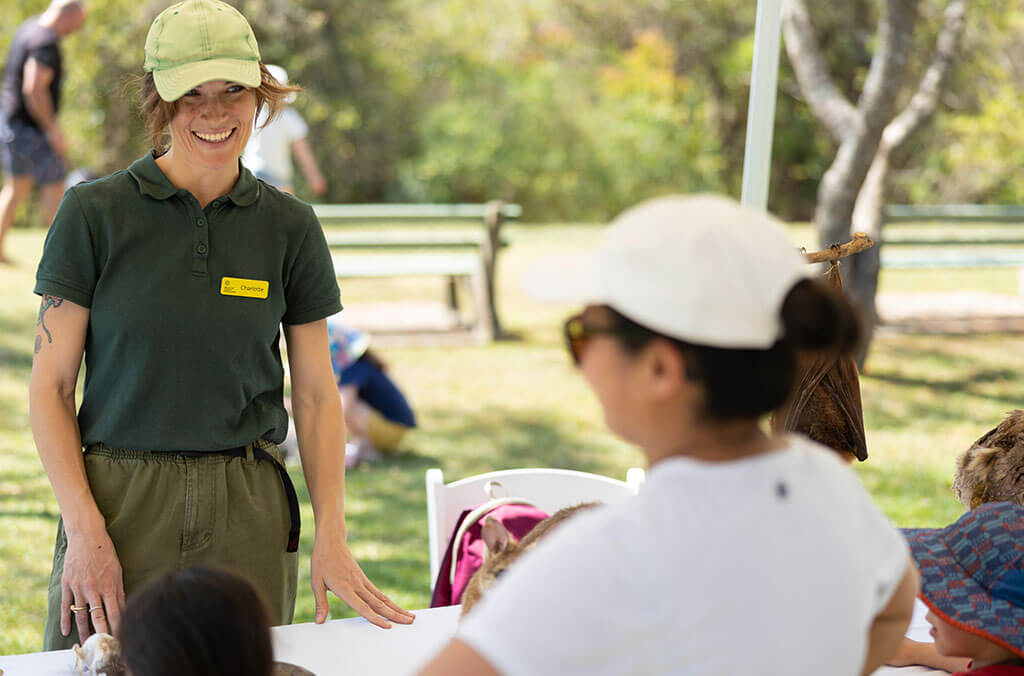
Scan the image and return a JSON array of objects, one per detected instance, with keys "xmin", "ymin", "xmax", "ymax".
[{"xmin": 803, "ymin": 232, "xmax": 875, "ymax": 263}]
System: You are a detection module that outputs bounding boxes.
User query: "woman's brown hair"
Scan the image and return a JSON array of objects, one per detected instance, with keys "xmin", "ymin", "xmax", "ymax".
[{"xmin": 135, "ymin": 62, "xmax": 300, "ymax": 152}]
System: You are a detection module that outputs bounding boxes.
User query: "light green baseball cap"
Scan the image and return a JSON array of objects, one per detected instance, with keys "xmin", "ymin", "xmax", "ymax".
[{"xmin": 144, "ymin": 0, "xmax": 261, "ymax": 102}]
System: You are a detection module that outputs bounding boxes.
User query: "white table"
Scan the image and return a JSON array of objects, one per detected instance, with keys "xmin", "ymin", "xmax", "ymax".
[
  {"xmin": 0, "ymin": 600, "xmax": 948, "ymax": 675},
  {"xmin": 0, "ymin": 605, "xmax": 460, "ymax": 676}
]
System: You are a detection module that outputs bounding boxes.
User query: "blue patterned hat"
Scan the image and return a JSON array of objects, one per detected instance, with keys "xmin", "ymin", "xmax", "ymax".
[{"xmin": 903, "ymin": 502, "xmax": 1024, "ymax": 659}]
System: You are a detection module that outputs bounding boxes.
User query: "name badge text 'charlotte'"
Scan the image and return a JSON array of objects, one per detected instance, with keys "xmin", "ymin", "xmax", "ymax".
[{"xmin": 220, "ymin": 277, "xmax": 269, "ymax": 299}]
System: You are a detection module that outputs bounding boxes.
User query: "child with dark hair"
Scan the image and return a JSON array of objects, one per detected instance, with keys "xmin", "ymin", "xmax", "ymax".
[
  {"xmin": 901, "ymin": 502, "xmax": 1024, "ymax": 675},
  {"xmin": 419, "ymin": 195, "xmax": 918, "ymax": 676},
  {"xmin": 119, "ymin": 566, "xmax": 273, "ymax": 676}
]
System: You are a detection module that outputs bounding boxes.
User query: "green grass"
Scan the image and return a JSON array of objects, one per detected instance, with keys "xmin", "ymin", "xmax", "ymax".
[{"xmin": 3, "ymin": 223, "xmax": 1024, "ymax": 655}]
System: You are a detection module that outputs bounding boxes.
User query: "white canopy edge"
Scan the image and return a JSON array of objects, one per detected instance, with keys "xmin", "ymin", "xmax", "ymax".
[{"xmin": 740, "ymin": 0, "xmax": 784, "ymax": 211}]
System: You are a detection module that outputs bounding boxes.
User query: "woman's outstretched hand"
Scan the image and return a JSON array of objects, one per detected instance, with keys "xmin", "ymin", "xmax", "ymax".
[{"xmin": 310, "ymin": 529, "xmax": 415, "ymax": 628}]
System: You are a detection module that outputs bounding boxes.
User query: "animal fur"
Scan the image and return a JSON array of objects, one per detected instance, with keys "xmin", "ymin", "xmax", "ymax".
[
  {"xmin": 460, "ymin": 503, "xmax": 598, "ymax": 616},
  {"xmin": 772, "ymin": 261, "xmax": 867, "ymax": 462},
  {"xmin": 72, "ymin": 633, "xmax": 125, "ymax": 676},
  {"xmin": 953, "ymin": 410, "xmax": 1024, "ymax": 509}
]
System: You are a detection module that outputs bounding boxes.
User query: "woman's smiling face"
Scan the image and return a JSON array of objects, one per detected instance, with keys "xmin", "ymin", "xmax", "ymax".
[{"xmin": 167, "ymin": 80, "xmax": 256, "ymax": 170}]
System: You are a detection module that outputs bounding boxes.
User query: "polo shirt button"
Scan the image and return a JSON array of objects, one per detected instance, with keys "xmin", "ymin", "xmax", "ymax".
[
  {"xmin": 195, "ymin": 243, "xmax": 208, "ymax": 255},
  {"xmin": 196, "ymin": 218, "xmax": 206, "ymax": 227}
]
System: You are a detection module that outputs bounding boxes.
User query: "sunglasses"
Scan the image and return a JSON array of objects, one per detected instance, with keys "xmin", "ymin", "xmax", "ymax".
[{"xmin": 563, "ymin": 314, "xmax": 628, "ymax": 366}]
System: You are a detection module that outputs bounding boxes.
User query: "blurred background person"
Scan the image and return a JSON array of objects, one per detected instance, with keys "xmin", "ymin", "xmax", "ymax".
[
  {"xmin": 283, "ymin": 316, "xmax": 416, "ymax": 467},
  {"xmin": 327, "ymin": 314, "xmax": 416, "ymax": 466},
  {"xmin": 0, "ymin": 0, "xmax": 86, "ymax": 264},
  {"xmin": 243, "ymin": 64, "xmax": 326, "ymax": 198}
]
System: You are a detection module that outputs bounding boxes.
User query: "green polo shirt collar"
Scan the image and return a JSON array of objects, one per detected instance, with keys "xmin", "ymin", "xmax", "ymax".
[{"xmin": 127, "ymin": 152, "xmax": 260, "ymax": 206}]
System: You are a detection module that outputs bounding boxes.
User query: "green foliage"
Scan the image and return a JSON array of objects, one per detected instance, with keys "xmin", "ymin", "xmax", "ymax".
[
  {"xmin": 1, "ymin": 0, "xmax": 1021, "ymax": 222},
  {"xmin": 401, "ymin": 23, "xmax": 724, "ymax": 219},
  {"xmin": 894, "ymin": 8, "xmax": 1024, "ymax": 206}
]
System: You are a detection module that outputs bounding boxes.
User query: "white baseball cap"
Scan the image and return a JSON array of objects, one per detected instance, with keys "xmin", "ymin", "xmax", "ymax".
[{"xmin": 527, "ymin": 194, "xmax": 808, "ymax": 349}]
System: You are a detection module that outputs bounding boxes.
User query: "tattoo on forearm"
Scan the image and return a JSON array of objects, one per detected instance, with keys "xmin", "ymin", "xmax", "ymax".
[{"xmin": 36, "ymin": 295, "xmax": 64, "ymax": 344}]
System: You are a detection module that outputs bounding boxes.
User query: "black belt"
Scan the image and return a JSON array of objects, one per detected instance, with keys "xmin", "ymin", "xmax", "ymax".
[{"xmin": 179, "ymin": 445, "xmax": 300, "ymax": 553}]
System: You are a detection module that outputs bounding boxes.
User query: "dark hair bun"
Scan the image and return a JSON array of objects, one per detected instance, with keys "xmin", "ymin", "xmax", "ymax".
[{"xmin": 780, "ymin": 278, "xmax": 861, "ymax": 353}]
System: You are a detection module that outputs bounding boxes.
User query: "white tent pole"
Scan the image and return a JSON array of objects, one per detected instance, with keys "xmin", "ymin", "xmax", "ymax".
[{"xmin": 740, "ymin": 0, "xmax": 784, "ymax": 210}]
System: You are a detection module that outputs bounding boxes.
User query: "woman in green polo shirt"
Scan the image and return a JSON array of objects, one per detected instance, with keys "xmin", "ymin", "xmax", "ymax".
[{"xmin": 29, "ymin": 0, "xmax": 413, "ymax": 651}]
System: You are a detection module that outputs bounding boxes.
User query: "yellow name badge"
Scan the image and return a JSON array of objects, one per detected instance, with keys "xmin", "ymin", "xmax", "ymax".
[{"xmin": 220, "ymin": 277, "xmax": 269, "ymax": 299}]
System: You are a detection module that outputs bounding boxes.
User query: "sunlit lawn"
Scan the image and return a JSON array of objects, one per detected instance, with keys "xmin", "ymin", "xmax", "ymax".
[{"xmin": 2, "ymin": 223, "xmax": 1024, "ymax": 654}]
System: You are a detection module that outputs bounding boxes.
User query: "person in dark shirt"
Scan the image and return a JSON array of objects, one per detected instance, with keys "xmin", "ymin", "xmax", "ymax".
[{"xmin": 0, "ymin": 0, "xmax": 85, "ymax": 263}]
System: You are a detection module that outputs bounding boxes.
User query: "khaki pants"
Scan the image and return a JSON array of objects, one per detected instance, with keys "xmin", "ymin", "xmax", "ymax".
[
  {"xmin": 366, "ymin": 408, "xmax": 411, "ymax": 451},
  {"xmin": 43, "ymin": 440, "xmax": 298, "ymax": 651}
]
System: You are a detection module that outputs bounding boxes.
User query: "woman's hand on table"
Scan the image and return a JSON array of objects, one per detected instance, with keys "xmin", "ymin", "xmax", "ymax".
[
  {"xmin": 311, "ymin": 529, "xmax": 415, "ymax": 628},
  {"xmin": 61, "ymin": 523, "xmax": 125, "ymax": 640}
]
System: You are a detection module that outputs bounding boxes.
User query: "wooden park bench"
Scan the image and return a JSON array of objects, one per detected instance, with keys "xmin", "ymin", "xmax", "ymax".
[
  {"xmin": 880, "ymin": 204, "xmax": 1024, "ymax": 294},
  {"xmin": 313, "ymin": 202, "xmax": 522, "ymax": 341}
]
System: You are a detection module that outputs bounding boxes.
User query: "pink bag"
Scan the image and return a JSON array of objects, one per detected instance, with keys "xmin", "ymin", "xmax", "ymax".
[{"xmin": 430, "ymin": 502, "xmax": 549, "ymax": 607}]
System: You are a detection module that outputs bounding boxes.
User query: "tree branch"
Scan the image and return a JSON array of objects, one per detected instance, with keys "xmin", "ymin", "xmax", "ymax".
[
  {"xmin": 881, "ymin": 0, "xmax": 968, "ymax": 152},
  {"xmin": 856, "ymin": 0, "xmax": 919, "ymax": 130},
  {"xmin": 782, "ymin": 0, "xmax": 858, "ymax": 142}
]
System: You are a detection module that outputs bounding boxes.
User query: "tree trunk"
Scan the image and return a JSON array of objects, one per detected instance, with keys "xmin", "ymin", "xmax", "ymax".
[
  {"xmin": 810, "ymin": 0, "xmax": 919, "ymax": 249},
  {"xmin": 849, "ymin": 0, "xmax": 968, "ymax": 368},
  {"xmin": 784, "ymin": 0, "xmax": 968, "ymax": 368},
  {"xmin": 848, "ymin": 150, "xmax": 891, "ymax": 369}
]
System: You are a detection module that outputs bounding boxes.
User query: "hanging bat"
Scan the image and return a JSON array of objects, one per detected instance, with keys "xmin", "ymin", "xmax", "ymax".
[{"xmin": 772, "ymin": 260, "xmax": 868, "ymax": 462}]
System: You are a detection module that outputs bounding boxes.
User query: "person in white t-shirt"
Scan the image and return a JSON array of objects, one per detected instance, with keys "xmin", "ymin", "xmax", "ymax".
[
  {"xmin": 242, "ymin": 64, "xmax": 326, "ymax": 196},
  {"xmin": 418, "ymin": 195, "xmax": 919, "ymax": 676}
]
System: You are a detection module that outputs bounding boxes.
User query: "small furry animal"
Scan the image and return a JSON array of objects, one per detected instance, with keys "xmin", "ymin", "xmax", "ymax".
[
  {"xmin": 460, "ymin": 502, "xmax": 598, "ymax": 616},
  {"xmin": 72, "ymin": 633, "xmax": 125, "ymax": 676},
  {"xmin": 952, "ymin": 410, "xmax": 1024, "ymax": 509}
]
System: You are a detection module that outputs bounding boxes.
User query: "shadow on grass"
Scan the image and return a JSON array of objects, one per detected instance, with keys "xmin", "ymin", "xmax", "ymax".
[
  {"xmin": 0, "ymin": 343, "xmax": 33, "ymax": 372},
  {"xmin": 864, "ymin": 336, "xmax": 1024, "ymax": 431},
  {"xmin": 0, "ymin": 509, "xmax": 58, "ymax": 520},
  {"xmin": 868, "ymin": 366, "xmax": 1018, "ymax": 398},
  {"xmin": 413, "ymin": 406, "xmax": 631, "ymax": 476}
]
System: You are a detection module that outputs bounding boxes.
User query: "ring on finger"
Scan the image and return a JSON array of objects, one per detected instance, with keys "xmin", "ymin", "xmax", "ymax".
[
  {"xmin": 70, "ymin": 604, "xmax": 88, "ymax": 614},
  {"xmin": 89, "ymin": 606, "xmax": 105, "ymax": 616}
]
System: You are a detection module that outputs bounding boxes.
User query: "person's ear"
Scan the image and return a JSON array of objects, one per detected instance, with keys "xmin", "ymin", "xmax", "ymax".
[{"xmin": 645, "ymin": 339, "xmax": 688, "ymax": 400}]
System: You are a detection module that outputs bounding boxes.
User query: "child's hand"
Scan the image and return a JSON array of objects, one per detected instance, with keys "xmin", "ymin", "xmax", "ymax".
[{"xmin": 886, "ymin": 638, "xmax": 969, "ymax": 673}]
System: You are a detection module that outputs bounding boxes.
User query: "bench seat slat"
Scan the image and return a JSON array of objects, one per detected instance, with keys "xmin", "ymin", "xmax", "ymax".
[
  {"xmin": 324, "ymin": 231, "xmax": 509, "ymax": 250},
  {"xmin": 885, "ymin": 238, "xmax": 1024, "ymax": 247},
  {"xmin": 885, "ymin": 204, "xmax": 1024, "ymax": 223},
  {"xmin": 314, "ymin": 203, "xmax": 522, "ymax": 223},
  {"xmin": 333, "ymin": 254, "xmax": 482, "ymax": 278},
  {"xmin": 882, "ymin": 252, "xmax": 1024, "ymax": 269}
]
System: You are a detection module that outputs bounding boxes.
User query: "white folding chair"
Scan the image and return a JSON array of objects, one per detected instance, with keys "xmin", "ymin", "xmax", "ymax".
[{"xmin": 425, "ymin": 466, "xmax": 645, "ymax": 590}]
